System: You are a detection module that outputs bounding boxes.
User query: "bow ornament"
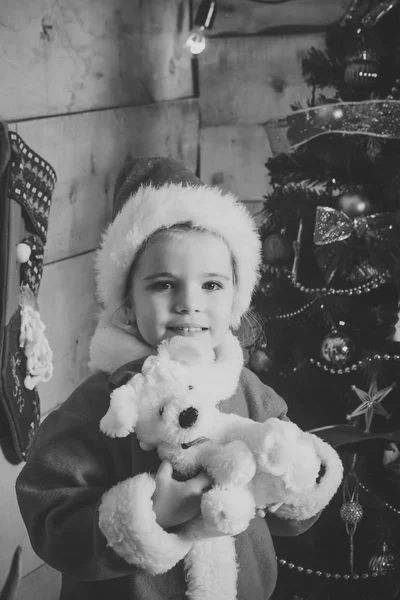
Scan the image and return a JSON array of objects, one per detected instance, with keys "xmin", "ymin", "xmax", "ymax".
[{"xmin": 313, "ymin": 206, "xmax": 398, "ymax": 246}]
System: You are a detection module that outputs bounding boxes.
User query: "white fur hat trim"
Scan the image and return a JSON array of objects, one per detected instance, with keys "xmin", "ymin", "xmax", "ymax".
[{"xmin": 95, "ymin": 182, "xmax": 261, "ymax": 329}]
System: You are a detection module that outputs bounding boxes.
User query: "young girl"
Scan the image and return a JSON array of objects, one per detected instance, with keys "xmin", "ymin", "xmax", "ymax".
[{"xmin": 16, "ymin": 157, "xmax": 332, "ymax": 600}]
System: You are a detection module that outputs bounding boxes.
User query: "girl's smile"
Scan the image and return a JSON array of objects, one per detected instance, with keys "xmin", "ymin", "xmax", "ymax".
[{"xmin": 130, "ymin": 230, "xmax": 235, "ymax": 349}]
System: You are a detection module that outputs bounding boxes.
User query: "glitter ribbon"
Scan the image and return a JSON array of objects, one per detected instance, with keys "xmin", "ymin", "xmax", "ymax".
[
  {"xmin": 313, "ymin": 206, "xmax": 398, "ymax": 245},
  {"xmin": 264, "ymin": 100, "xmax": 400, "ymax": 157}
]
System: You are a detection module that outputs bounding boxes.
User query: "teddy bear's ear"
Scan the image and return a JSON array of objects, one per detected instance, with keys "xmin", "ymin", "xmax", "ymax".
[{"xmin": 108, "ymin": 370, "xmax": 136, "ymax": 392}]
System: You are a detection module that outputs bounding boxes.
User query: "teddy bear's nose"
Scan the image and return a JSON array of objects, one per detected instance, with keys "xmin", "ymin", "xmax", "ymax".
[{"xmin": 179, "ymin": 407, "xmax": 198, "ymax": 428}]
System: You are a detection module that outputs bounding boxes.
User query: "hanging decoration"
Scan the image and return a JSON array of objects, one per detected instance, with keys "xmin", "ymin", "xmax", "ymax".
[
  {"xmin": 185, "ymin": 0, "xmax": 217, "ymax": 55},
  {"xmin": 346, "ymin": 377, "xmax": 395, "ymax": 433},
  {"xmin": 340, "ymin": 474, "xmax": 363, "ymax": 575},
  {"xmin": 313, "ymin": 205, "xmax": 399, "ymax": 283},
  {"xmin": 320, "ymin": 328, "xmax": 355, "ymax": 366},
  {"xmin": 337, "ymin": 191, "xmax": 372, "ymax": 217},
  {"xmin": 369, "ymin": 541, "xmax": 397, "ymax": 575},
  {"xmin": 262, "ymin": 232, "xmax": 293, "ymax": 265},
  {"xmin": 313, "ymin": 206, "xmax": 397, "ymax": 246},
  {"xmin": 343, "ymin": 26, "xmax": 380, "ymax": 94}
]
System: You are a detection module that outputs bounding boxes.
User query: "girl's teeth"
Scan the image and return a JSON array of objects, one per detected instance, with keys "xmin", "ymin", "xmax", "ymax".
[{"xmin": 177, "ymin": 327, "xmax": 202, "ymax": 332}]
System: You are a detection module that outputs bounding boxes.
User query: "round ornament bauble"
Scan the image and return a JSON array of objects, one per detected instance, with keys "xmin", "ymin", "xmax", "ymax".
[
  {"xmin": 262, "ymin": 233, "xmax": 293, "ymax": 265},
  {"xmin": 248, "ymin": 350, "xmax": 272, "ymax": 375},
  {"xmin": 321, "ymin": 330, "xmax": 355, "ymax": 366},
  {"xmin": 344, "ymin": 58, "xmax": 379, "ymax": 91},
  {"xmin": 340, "ymin": 500, "xmax": 364, "ymax": 525},
  {"xmin": 343, "ymin": 26, "xmax": 380, "ymax": 93},
  {"xmin": 369, "ymin": 542, "xmax": 396, "ymax": 576},
  {"xmin": 337, "ymin": 192, "xmax": 372, "ymax": 218}
]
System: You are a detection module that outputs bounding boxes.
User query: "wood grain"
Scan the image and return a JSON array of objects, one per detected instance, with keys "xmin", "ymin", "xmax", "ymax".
[
  {"xmin": 1, "ymin": 0, "xmax": 192, "ymax": 121},
  {"xmin": 194, "ymin": 0, "xmax": 351, "ymax": 35},
  {"xmin": 12, "ymin": 98, "xmax": 199, "ymax": 264},
  {"xmin": 198, "ymin": 33, "xmax": 327, "ymax": 126},
  {"xmin": 18, "ymin": 563, "xmax": 60, "ymax": 600},
  {"xmin": 200, "ymin": 124, "xmax": 272, "ymax": 202}
]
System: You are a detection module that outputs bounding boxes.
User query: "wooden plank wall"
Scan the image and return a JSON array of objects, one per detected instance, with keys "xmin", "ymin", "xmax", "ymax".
[
  {"xmin": 0, "ymin": 1, "xmax": 197, "ymax": 597},
  {"xmin": 195, "ymin": 0, "xmax": 350, "ymax": 221}
]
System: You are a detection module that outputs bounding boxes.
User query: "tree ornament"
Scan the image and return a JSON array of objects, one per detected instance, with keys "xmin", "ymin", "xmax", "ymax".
[
  {"xmin": 341, "ymin": 475, "xmax": 363, "ymax": 575},
  {"xmin": 346, "ymin": 260, "xmax": 380, "ymax": 284},
  {"xmin": 262, "ymin": 233, "xmax": 293, "ymax": 265},
  {"xmin": 366, "ymin": 137, "xmax": 382, "ymax": 160},
  {"xmin": 346, "ymin": 377, "xmax": 395, "ymax": 433},
  {"xmin": 320, "ymin": 329, "xmax": 355, "ymax": 366},
  {"xmin": 343, "ymin": 26, "xmax": 380, "ymax": 93},
  {"xmin": 337, "ymin": 191, "xmax": 372, "ymax": 218},
  {"xmin": 369, "ymin": 541, "xmax": 396, "ymax": 575},
  {"xmin": 340, "ymin": 500, "xmax": 364, "ymax": 525},
  {"xmin": 248, "ymin": 349, "xmax": 272, "ymax": 375}
]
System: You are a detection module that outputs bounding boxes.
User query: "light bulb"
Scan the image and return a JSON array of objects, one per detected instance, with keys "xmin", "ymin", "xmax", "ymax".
[
  {"xmin": 185, "ymin": 27, "xmax": 206, "ymax": 55},
  {"xmin": 184, "ymin": 0, "xmax": 217, "ymax": 56}
]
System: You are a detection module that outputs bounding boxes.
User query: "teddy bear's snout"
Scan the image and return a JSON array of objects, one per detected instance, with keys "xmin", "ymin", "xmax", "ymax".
[{"xmin": 178, "ymin": 407, "xmax": 198, "ymax": 429}]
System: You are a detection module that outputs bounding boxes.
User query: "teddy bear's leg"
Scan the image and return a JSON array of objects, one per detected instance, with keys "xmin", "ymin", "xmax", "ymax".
[
  {"xmin": 200, "ymin": 485, "xmax": 256, "ymax": 536},
  {"xmin": 203, "ymin": 440, "xmax": 257, "ymax": 487},
  {"xmin": 100, "ymin": 386, "xmax": 138, "ymax": 438},
  {"xmin": 184, "ymin": 537, "xmax": 238, "ymax": 600}
]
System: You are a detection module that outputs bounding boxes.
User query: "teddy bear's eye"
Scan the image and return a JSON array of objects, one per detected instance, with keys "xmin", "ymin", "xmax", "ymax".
[
  {"xmin": 159, "ymin": 406, "xmax": 165, "ymax": 416},
  {"xmin": 188, "ymin": 385, "xmax": 194, "ymax": 390}
]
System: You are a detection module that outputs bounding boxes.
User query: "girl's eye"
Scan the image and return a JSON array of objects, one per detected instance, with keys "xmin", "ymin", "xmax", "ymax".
[
  {"xmin": 203, "ymin": 281, "xmax": 223, "ymax": 291},
  {"xmin": 151, "ymin": 281, "xmax": 173, "ymax": 291}
]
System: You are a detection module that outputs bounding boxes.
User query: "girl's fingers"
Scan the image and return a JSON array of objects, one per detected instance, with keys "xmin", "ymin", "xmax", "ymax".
[
  {"xmin": 189, "ymin": 471, "xmax": 212, "ymax": 493},
  {"xmin": 156, "ymin": 460, "xmax": 173, "ymax": 482}
]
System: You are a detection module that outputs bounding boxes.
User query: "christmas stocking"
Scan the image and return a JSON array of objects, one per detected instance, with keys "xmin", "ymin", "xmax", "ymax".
[{"xmin": 0, "ymin": 122, "xmax": 56, "ymax": 463}]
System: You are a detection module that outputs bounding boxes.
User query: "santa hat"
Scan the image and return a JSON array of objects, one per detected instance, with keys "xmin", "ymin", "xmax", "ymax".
[{"xmin": 89, "ymin": 157, "xmax": 261, "ymax": 373}]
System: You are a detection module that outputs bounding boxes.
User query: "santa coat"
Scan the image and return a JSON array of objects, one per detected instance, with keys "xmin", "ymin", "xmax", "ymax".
[{"xmin": 16, "ymin": 329, "xmax": 319, "ymax": 600}]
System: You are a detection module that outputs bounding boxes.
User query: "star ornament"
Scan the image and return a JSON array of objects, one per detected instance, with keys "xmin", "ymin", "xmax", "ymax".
[{"xmin": 346, "ymin": 379, "xmax": 396, "ymax": 433}]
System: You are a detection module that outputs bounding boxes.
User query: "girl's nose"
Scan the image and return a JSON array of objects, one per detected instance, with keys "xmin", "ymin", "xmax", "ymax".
[{"xmin": 174, "ymin": 285, "xmax": 201, "ymax": 314}]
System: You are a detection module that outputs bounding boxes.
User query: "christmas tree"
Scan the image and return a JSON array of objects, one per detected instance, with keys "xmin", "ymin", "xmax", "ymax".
[{"xmin": 248, "ymin": 1, "xmax": 400, "ymax": 598}]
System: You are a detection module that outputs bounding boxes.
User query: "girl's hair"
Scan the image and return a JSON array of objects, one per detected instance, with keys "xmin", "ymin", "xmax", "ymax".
[{"xmin": 122, "ymin": 222, "xmax": 238, "ymax": 308}]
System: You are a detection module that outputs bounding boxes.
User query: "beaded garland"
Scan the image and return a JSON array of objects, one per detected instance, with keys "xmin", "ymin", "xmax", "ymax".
[
  {"xmin": 309, "ymin": 353, "xmax": 400, "ymax": 375},
  {"xmin": 264, "ymin": 298, "xmax": 317, "ymax": 322},
  {"xmin": 260, "ymin": 264, "xmax": 390, "ymax": 297},
  {"xmin": 357, "ymin": 480, "xmax": 400, "ymax": 517},
  {"xmin": 276, "ymin": 556, "xmax": 382, "ymax": 580},
  {"xmin": 285, "ymin": 270, "xmax": 390, "ymax": 297}
]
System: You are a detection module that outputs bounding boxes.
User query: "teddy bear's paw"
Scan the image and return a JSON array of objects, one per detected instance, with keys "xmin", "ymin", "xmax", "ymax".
[
  {"xmin": 201, "ymin": 485, "xmax": 255, "ymax": 535},
  {"xmin": 100, "ymin": 410, "xmax": 134, "ymax": 438},
  {"xmin": 254, "ymin": 430, "xmax": 290, "ymax": 476},
  {"xmin": 206, "ymin": 441, "xmax": 257, "ymax": 487}
]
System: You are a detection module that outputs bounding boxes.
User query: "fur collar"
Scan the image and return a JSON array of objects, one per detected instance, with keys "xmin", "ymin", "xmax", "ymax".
[
  {"xmin": 89, "ymin": 310, "xmax": 155, "ymax": 374},
  {"xmin": 88, "ymin": 311, "xmax": 244, "ymax": 379}
]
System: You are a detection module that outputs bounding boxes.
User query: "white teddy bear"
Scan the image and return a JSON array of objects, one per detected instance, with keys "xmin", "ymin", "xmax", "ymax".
[{"xmin": 99, "ymin": 332, "xmax": 343, "ymax": 600}]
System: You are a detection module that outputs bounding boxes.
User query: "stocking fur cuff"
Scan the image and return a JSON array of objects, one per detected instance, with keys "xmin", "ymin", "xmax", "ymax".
[{"xmin": 99, "ymin": 473, "xmax": 192, "ymax": 574}]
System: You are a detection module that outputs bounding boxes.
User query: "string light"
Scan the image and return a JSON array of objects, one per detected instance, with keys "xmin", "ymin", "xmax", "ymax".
[{"xmin": 185, "ymin": 0, "xmax": 217, "ymax": 55}]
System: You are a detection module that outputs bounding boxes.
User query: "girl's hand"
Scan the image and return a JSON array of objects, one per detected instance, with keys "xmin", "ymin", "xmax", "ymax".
[{"xmin": 152, "ymin": 460, "xmax": 212, "ymax": 529}]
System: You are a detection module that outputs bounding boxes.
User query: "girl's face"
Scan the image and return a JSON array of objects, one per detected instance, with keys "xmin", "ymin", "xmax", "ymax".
[{"xmin": 130, "ymin": 231, "xmax": 234, "ymax": 350}]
